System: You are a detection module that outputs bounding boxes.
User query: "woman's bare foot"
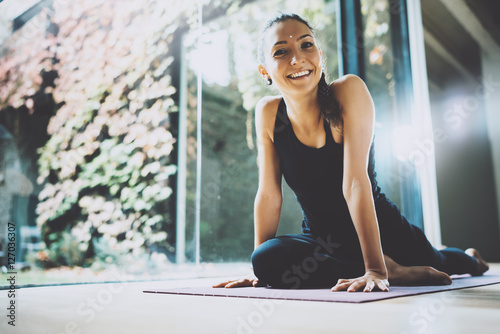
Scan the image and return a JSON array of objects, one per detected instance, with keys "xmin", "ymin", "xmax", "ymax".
[
  {"xmin": 465, "ymin": 248, "xmax": 489, "ymax": 276},
  {"xmin": 384, "ymin": 255, "xmax": 452, "ymax": 286}
]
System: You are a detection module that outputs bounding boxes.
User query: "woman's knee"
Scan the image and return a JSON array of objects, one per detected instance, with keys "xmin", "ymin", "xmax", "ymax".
[
  {"xmin": 252, "ymin": 239, "xmax": 287, "ymax": 269},
  {"xmin": 251, "ymin": 238, "xmax": 291, "ymax": 284}
]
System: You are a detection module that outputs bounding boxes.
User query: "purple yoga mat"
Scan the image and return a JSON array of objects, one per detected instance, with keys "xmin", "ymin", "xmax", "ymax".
[{"xmin": 143, "ymin": 272, "xmax": 500, "ymax": 303}]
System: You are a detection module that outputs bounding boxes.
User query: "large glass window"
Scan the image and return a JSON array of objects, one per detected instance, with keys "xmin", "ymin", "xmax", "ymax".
[
  {"xmin": 0, "ymin": 0, "xmax": 437, "ymax": 287},
  {"xmin": 1, "ymin": 0, "xmax": 195, "ymax": 286}
]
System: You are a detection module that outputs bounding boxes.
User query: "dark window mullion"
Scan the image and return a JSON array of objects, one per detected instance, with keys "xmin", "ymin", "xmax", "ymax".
[{"xmin": 338, "ymin": 0, "xmax": 366, "ymax": 79}]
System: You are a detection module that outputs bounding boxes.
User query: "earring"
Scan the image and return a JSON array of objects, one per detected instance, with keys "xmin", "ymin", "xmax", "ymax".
[{"xmin": 266, "ymin": 77, "xmax": 272, "ymax": 85}]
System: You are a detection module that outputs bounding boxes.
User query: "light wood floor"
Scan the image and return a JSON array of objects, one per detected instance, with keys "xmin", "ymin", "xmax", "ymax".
[{"xmin": 1, "ymin": 264, "xmax": 500, "ymax": 334}]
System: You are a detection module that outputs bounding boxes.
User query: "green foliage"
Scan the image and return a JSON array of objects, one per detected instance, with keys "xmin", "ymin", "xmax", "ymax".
[
  {"xmin": 34, "ymin": 1, "xmax": 186, "ymax": 265},
  {"xmin": 0, "ymin": 0, "xmax": 206, "ymax": 268},
  {"xmin": 47, "ymin": 231, "xmax": 86, "ymax": 267}
]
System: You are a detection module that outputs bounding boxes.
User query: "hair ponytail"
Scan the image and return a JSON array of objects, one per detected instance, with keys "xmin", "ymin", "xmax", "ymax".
[{"xmin": 317, "ymin": 72, "xmax": 341, "ymax": 128}]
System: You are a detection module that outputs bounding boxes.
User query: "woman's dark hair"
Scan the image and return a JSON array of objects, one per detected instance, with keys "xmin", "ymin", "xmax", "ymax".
[{"xmin": 257, "ymin": 13, "xmax": 341, "ymax": 128}]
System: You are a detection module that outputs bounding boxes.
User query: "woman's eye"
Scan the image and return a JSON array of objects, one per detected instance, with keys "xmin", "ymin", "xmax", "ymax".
[
  {"xmin": 273, "ymin": 49, "xmax": 287, "ymax": 57},
  {"xmin": 302, "ymin": 42, "xmax": 314, "ymax": 49}
]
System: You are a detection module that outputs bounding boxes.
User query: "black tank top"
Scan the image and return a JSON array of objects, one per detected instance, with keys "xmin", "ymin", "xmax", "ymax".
[{"xmin": 273, "ymin": 98, "xmax": 382, "ymax": 242}]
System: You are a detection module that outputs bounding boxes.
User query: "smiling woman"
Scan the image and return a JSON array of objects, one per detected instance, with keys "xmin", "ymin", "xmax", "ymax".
[
  {"xmin": 258, "ymin": 19, "xmax": 323, "ymax": 92},
  {"xmin": 213, "ymin": 12, "xmax": 488, "ymax": 292},
  {"xmin": 257, "ymin": 15, "xmax": 342, "ymax": 141}
]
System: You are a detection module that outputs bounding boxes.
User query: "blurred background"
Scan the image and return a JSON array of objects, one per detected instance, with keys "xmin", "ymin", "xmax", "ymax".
[{"xmin": 0, "ymin": 0, "xmax": 499, "ymax": 286}]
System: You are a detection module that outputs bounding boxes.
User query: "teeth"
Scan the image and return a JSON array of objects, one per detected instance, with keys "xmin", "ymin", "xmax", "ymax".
[{"xmin": 290, "ymin": 70, "xmax": 310, "ymax": 78}]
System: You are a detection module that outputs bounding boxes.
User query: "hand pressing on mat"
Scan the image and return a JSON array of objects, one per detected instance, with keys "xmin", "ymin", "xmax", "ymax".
[
  {"xmin": 213, "ymin": 273, "xmax": 266, "ymax": 288},
  {"xmin": 331, "ymin": 271, "xmax": 390, "ymax": 293}
]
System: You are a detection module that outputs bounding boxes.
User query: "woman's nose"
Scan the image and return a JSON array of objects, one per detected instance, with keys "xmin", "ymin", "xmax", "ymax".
[{"xmin": 290, "ymin": 52, "xmax": 302, "ymax": 65}]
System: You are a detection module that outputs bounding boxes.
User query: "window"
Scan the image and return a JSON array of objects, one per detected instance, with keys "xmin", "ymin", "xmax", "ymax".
[
  {"xmin": 361, "ymin": 0, "xmax": 424, "ymax": 230},
  {"xmin": 0, "ymin": 0, "xmax": 441, "ymax": 286}
]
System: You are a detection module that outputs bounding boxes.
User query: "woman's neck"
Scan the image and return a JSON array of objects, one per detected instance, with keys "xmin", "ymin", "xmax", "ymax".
[{"xmin": 282, "ymin": 92, "xmax": 322, "ymax": 132}]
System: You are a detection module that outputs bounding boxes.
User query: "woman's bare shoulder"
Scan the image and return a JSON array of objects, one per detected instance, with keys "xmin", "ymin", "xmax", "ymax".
[
  {"xmin": 256, "ymin": 95, "xmax": 281, "ymax": 113},
  {"xmin": 255, "ymin": 95, "xmax": 282, "ymax": 142},
  {"xmin": 330, "ymin": 74, "xmax": 368, "ymax": 100},
  {"xmin": 255, "ymin": 95, "xmax": 282, "ymax": 125},
  {"xmin": 330, "ymin": 74, "xmax": 373, "ymax": 120}
]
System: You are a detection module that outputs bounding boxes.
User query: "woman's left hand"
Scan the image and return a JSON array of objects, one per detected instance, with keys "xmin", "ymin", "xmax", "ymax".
[{"xmin": 331, "ymin": 271, "xmax": 389, "ymax": 292}]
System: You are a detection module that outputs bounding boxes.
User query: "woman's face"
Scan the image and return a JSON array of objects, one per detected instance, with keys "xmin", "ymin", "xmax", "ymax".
[{"xmin": 260, "ymin": 19, "xmax": 322, "ymax": 96}]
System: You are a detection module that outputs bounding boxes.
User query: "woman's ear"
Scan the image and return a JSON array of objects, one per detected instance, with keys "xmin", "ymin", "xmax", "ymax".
[{"xmin": 258, "ymin": 64, "xmax": 268, "ymax": 79}]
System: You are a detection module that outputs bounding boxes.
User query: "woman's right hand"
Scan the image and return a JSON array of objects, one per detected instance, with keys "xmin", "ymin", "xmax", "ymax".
[{"xmin": 212, "ymin": 273, "xmax": 265, "ymax": 288}]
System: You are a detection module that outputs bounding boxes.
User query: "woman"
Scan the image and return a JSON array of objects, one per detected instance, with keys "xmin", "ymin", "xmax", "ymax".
[{"xmin": 214, "ymin": 13, "xmax": 489, "ymax": 292}]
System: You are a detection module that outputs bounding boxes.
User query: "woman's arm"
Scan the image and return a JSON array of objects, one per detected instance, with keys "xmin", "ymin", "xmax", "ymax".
[
  {"xmin": 254, "ymin": 96, "xmax": 283, "ymax": 248},
  {"xmin": 331, "ymin": 75, "xmax": 389, "ymax": 292}
]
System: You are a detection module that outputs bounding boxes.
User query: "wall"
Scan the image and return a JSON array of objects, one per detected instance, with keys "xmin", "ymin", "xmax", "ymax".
[
  {"xmin": 422, "ymin": 0, "xmax": 500, "ymax": 261},
  {"xmin": 482, "ymin": 51, "xmax": 500, "ymax": 252}
]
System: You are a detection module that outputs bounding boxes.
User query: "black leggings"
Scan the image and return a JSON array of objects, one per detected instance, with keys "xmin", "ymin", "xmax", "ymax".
[
  {"xmin": 251, "ymin": 234, "xmax": 478, "ymax": 288},
  {"xmin": 252, "ymin": 198, "xmax": 479, "ymax": 289}
]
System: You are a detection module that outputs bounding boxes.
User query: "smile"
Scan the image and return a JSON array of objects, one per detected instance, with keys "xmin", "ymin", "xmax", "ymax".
[{"xmin": 287, "ymin": 70, "xmax": 312, "ymax": 79}]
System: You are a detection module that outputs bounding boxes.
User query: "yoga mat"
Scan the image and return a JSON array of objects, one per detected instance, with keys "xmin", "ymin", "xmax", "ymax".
[{"xmin": 143, "ymin": 272, "xmax": 500, "ymax": 303}]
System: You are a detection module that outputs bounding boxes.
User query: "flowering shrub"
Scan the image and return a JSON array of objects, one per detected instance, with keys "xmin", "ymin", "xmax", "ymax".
[
  {"xmin": 37, "ymin": 0, "xmax": 186, "ymax": 266},
  {"xmin": 0, "ymin": 0, "xmax": 201, "ymax": 267}
]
